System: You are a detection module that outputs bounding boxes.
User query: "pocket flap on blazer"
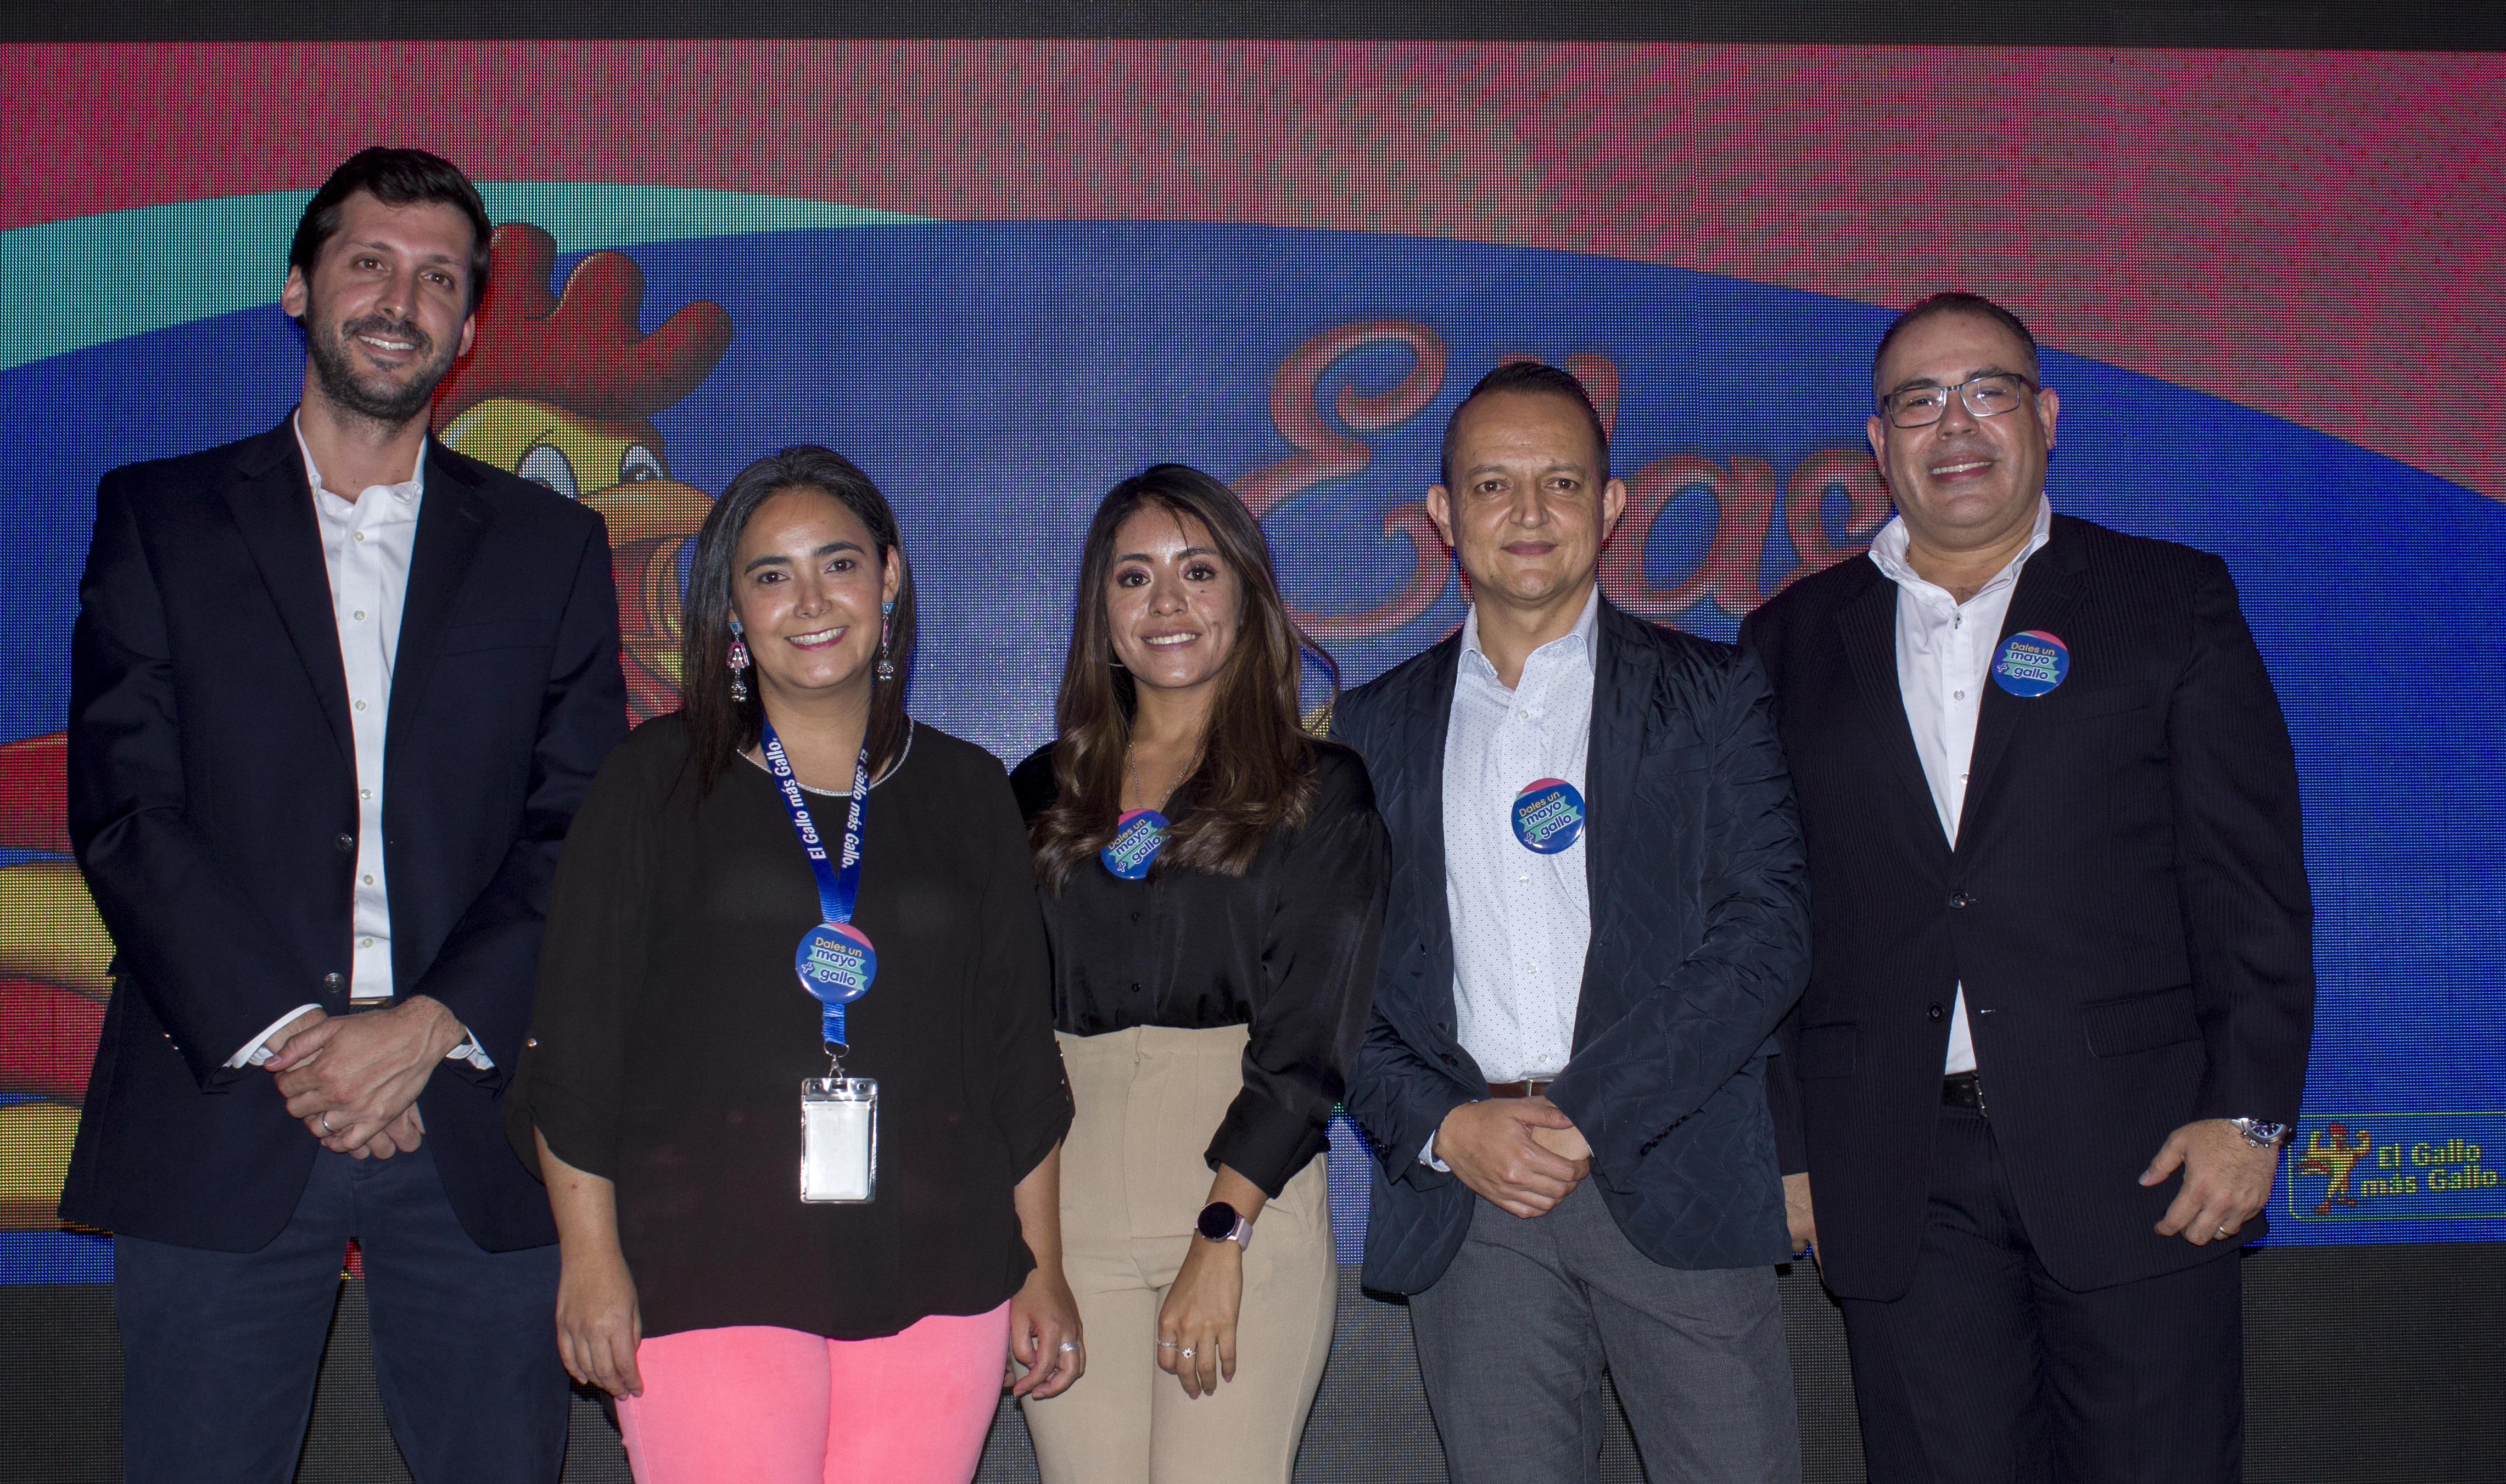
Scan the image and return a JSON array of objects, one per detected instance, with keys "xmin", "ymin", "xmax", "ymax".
[
  {"xmin": 2082, "ymin": 984, "xmax": 2201, "ymax": 1057},
  {"xmin": 2044, "ymin": 682, "xmax": 2152, "ymax": 721},
  {"xmin": 440, "ymin": 619, "xmax": 545, "ymax": 653},
  {"xmin": 1795, "ymin": 1022, "xmax": 1858, "ymax": 1079}
]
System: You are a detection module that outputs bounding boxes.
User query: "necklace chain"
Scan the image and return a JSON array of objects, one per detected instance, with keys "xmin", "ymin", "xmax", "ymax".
[{"xmin": 1124, "ymin": 738, "xmax": 1198, "ymax": 814}]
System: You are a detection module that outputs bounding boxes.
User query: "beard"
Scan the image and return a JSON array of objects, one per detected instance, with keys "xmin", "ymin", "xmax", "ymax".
[{"xmin": 304, "ymin": 310, "xmax": 460, "ymax": 427}]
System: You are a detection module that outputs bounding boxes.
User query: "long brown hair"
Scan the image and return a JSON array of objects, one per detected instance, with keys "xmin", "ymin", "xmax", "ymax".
[
  {"xmin": 1031, "ymin": 464, "xmax": 1336, "ymax": 891},
  {"xmin": 680, "ymin": 446, "xmax": 919, "ymax": 797}
]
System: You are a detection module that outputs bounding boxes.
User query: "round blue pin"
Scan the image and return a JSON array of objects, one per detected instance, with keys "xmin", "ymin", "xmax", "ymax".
[
  {"xmin": 1992, "ymin": 630, "xmax": 2071, "ymax": 697},
  {"xmin": 1100, "ymin": 809, "xmax": 1168, "ymax": 880},
  {"xmin": 1512, "ymin": 778, "xmax": 1585, "ymax": 854},
  {"xmin": 796, "ymin": 921, "xmax": 877, "ymax": 1005}
]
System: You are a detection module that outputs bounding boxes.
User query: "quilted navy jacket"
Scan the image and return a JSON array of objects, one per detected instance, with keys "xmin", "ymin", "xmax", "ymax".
[{"xmin": 1334, "ymin": 598, "xmax": 1810, "ymax": 1293}]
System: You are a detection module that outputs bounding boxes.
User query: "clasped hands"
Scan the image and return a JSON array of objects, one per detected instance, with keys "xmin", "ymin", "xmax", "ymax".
[
  {"xmin": 1436, "ymin": 1096, "xmax": 1591, "ymax": 1218},
  {"xmin": 261, "ymin": 996, "xmax": 465, "ymax": 1160}
]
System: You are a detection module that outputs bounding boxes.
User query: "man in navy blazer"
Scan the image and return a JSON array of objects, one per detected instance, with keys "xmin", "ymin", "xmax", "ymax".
[
  {"xmin": 61, "ymin": 149, "xmax": 626, "ymax": 1483},
  {"xmin": 1336, "ymin": 363, "xmax": 1810, "ymax": 1482},
  {"xmin": 1744, "ymin": 294, "xmax": 2312, "ymax": 1482}
]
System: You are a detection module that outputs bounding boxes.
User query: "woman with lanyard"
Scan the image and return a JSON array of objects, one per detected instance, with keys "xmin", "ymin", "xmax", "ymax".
[
  {"xmin": 1010, "ymin": 464, "xmax": 1387, "ymax": 1483},
  {"xmin": 507, "ymin": 447, "xmax": 1082, "ymax": 1483}
]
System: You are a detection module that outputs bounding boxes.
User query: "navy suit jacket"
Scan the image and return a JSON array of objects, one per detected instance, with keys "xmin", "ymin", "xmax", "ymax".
[
  {"xmin": 60, "ymin": 418, "xmax": 627, "ymax": 1253},
  {"xmin": 1334, "ymin": 597, "xmax": 1810, "ymax": 1294},
  {"xmin": 1742, "ymin": 516, "xmax": 2314, "ymax": 1300}
]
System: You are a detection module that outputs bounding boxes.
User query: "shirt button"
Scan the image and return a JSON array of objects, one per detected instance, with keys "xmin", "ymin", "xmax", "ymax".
[
  {"xmin": 361, "ymin": 937, "xmax": 374, "ymax": 948},
  {"xmin": 1954, "ymin": 690, "xmax": 1965, "ymax": 699},
  {"xmin": 353, "ymin": 610, "xmax": 366, "ymax": 621},
  {"xmin": 1129, "ymin": 911, "xmax": 1141, "ymax": 925},
  {"xmin": 362, "ymin": 874, "xmax": 374, "ymax": 885},
  {"xmin": 1129, "ymin": 982, "xmax": 1144, "ymax": 995},
  {"xmin": 361, "ymin": 788, "xmax": 373, "ymax": 799},
  {"xmin": 354, "ymin": 699, "xmax": 367, "ymax": 712},
  {"xmin": 1927, "ymin": 1003, "xmax": 1945, "ymax": 1021},
  {"xmin": 353, "ymin": 531, "xmax": 366, "ymax": 543}
]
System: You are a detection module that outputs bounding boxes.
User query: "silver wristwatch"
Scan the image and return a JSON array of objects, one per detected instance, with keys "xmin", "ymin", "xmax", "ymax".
[{"xmin": 2229, "ymin": 1117, "xmax": 2290, "ymax": 1149}]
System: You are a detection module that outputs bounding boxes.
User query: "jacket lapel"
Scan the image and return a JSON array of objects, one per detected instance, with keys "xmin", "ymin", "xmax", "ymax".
[
  {"xmin": 1831, "ymin": 559, "xmax": 1945, "ymax": 853},
  {"xmin": 1582, "ymin": 600, "xmax": 1653, "ymax": 947},
  {"xmin": 221, "ymin": 422, "xmax": 354, "ymax": 761},
  {"xmin": 385, "ymin": 441, "xmax": 493, "ymax": 752},
  {"xmin": 1960, "ymin": 516, "xmax": 2091, "ymax": 842}
]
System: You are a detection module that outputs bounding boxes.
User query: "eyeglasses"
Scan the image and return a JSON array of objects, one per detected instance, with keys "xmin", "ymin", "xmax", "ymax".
[{"xmin": 1880, "ymin": 373, "xmax": 2038, "ymax": 429}]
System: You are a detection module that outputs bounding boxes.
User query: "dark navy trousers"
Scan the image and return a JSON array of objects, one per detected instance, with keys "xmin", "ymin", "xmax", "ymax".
[{"xmin": 114, "ymin": 1139, "xmax": 567, "ymax": 1484}]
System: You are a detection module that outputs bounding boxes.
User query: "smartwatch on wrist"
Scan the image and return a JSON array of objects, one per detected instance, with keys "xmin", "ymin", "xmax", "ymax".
[{"xmin": 1196, "ymin": 1201, "xmax": 1252, "ymax": 1250}]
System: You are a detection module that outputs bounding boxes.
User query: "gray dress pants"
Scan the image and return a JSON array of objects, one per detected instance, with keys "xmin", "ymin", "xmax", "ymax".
[{"xmin": 1407, "ymin": 1179, "xmax": 1801, "ymax": 1484}]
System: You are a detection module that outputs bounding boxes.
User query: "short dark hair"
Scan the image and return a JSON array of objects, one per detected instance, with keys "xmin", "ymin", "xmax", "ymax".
[
  {"xmin": 1440, "ymin": 361, "xmax": 1609, "ymax": 491},
  {"xmin": 1871, "ymin": 292, "xmax": 2041, "ymax": 401},
  {"xmin": 287, "ymin": 147, "xmax": 494, "ymax": 315}
]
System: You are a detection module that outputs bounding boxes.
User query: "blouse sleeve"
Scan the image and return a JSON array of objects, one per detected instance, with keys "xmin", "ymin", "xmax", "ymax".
[
  {"xmin": 976, "ymin": 756, "xmax": 1075, "ymax": 1181},
  {"xmin": 1207, "ymin": 747, "xmax": 1390, "ymax": 1198},
  {"xmin": 501, "ymin": 729, "xmax": 663, "ymax": 1183}
]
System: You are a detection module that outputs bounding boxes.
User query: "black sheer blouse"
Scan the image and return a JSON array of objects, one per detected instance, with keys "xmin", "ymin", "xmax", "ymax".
[
  {"xmin": 508, "ymin": 716, "xmax": 1072, "ymax": 1342},
  {"xmin": 1009, "ymin": 741, "xmax": 1387, "ymax": 1198}
]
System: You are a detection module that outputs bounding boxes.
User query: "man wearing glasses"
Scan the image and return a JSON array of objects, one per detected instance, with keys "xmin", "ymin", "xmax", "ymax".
[{"xmin": 1742, "ymin": 293, "xmax": 2313, "ymax": 1481}]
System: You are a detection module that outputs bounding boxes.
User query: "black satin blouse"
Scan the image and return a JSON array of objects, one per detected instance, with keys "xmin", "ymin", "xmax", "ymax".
[{"xmin": 1009, "ymin": 741, "xmax": 1388, "ymax": 1199}]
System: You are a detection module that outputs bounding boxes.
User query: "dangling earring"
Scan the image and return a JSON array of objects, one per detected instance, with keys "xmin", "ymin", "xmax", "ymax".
[
  {"xmin": 726, "ymin": 616, "xmax": 752, "ymax": 703},
  {"xmin": 875, "ymin": 599, "xmax": 897, "ymax": 683}
]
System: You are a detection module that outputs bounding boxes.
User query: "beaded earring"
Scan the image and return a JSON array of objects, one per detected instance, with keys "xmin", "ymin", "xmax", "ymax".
[
  {"xmin": 727, "ymin": 616, "xmax": 752, "ymax": 703},
  {"xmin": 875, "ymin": 599, "xmax": 897, "ymax": 683}
]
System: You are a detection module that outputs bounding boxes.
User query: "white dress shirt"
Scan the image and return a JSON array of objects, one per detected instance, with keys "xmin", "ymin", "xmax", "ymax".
[
  {"xmin": 1865, "ymin": 496, "xmax": 2052, "ymax": 1075},
  {"xmin": 228, "ymin": 415, "xmax": 487, "ymax": 1072},
  {"xmin": 1443, "ymin": 585, "xmax": 1600, "ymax": 1082}
]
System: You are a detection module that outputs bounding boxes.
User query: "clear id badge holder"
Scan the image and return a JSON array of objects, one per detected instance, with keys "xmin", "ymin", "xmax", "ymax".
[{"xmin": 800, "ymin": 1077, "xmax": 878, "ymax": 1203}]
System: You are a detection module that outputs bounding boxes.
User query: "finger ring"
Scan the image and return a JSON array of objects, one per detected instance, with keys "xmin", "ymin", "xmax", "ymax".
[
  {"xmin": 1157, "ymin": 1340, "xmax": 1178, "ymax": 1348},
  {"xmin": 2215, "ymin": 1224, "xmax": 2230, "ymax": 1237},
  {"xmin": 1058, "ymin": 1340, "xmax": 1079, "ymax": 1353},
  {"xmin": 1179, "ymin": 1347, "xmax": 1195, "ymax": 1358},
  {"xmin": 318, "ymin": 1112, "xmax": 334, "ymax": 1135}
]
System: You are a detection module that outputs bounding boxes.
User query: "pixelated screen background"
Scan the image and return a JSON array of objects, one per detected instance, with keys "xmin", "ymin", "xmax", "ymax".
[{"xmin": 2, "ymin": 38, "xmax": 2501, "ymax": 1299}]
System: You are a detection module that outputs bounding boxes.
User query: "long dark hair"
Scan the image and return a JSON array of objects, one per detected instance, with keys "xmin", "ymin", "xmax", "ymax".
[
  {"xmin": 1031, "ymin": 464, "xmax": 1335, "ymax": 890},
  {"xmin": 680, "ymin": 446, "xmax": 918, "ymax": 797}
]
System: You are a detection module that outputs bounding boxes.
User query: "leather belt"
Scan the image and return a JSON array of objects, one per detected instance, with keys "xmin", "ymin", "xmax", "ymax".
[
  {"xmin": 1942, "ymin": 1072, "xmax": 1988, "ymax": 1115},
  {"xmin": 1487, "ymin": 1079, "xmax": 1558, "ymax": 1099}
]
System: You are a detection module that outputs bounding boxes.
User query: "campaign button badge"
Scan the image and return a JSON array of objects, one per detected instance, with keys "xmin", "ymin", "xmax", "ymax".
[
  {"xmin": 1992, "ymin": 630, "xmax": 2071, "ymax": 697},
  {"xmin": 1512, "ymin": 779, "xmax": 1586, "ymax": 854},
  {"xmin": 796, "ymin": 922, "xmax": 877, "ymax": 1004},
  {"xmin": 1100, "ymin": 809, "xmax": 1169, "ymax": 880}
]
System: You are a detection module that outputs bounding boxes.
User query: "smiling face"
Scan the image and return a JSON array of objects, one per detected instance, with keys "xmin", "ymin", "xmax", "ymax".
[
  {"xmin": 281, "ymin": 191, "xmax": 479, "ymax": 428},
  {"xmin": 1866, "ymin": 309, "xmax": 2060, "ymax": 557},
  {"xmin": 1427, "ymin": 388, "xmax": 1626, "ymax": 616},
  {"xmin": 1102, "ymin": 505, "xmax": 1242, "ymax": 699},
  {"xmin": 730, "ymin": 486, "xmax": 903, "ymax": 707}
]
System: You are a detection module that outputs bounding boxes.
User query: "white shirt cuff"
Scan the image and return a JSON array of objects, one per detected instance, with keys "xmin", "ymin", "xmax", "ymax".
[
  {"xmin": 231, "ymin": 1005, "xmax": 323, "ymax": 1068},
  {"xmin": 1418, "ymin": 1133, "xmax": 1450, "ymax": 1174},
  {"xmin": 446, "ymin": 1027, "xmax": 494, "ymax": 1071}
]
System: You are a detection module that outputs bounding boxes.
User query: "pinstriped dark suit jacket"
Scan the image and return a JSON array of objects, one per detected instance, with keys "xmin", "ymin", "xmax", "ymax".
[
  {"xmin": 1335, "ymin": 598, "xmax": 1810, "ymax": 1295},
  {"xmin": 1743, "ymin": 514, "xmax": 2314, "ymax": 1301}
]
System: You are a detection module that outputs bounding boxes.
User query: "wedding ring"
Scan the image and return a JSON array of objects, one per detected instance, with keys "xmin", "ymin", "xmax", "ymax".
[
  {"xmin": 2215, "ymin": 1225, "xmax": 2230, "ymax": 1237},
  {"xmin": 318, "ymin": 1112, "xmax": 334, "ymax": 1135},
  {"xmin": 1058, "ymin": 1340, "xmax": 1079, "ymax": 1353},
  {"xmin": 1157, "ymin": 1340, "xmax": 1178, "ymax": 1348}
]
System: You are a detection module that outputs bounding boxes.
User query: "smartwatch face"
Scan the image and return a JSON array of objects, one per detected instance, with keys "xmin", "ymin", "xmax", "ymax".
[{"xmin": 1197, "ymin": 1202, "xmax": 1238, "ymax": 1242}]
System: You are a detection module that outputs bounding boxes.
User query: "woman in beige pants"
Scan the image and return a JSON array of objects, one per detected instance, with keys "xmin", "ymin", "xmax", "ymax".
[{"xmin": 1009, "ymin": 464, "xmax": 1388, "ymax": 1484}]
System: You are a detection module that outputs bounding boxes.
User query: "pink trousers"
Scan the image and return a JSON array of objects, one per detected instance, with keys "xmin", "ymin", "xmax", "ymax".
[{"xmin": 615, "ymin": 1305, "xmax": 1011, "ymax": 1484}]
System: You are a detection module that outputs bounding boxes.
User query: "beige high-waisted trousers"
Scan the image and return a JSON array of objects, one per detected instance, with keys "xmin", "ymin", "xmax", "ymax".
[{"xmin": 1021, "ymin": 1024, "xmax": 1335, "ymax": 1484}]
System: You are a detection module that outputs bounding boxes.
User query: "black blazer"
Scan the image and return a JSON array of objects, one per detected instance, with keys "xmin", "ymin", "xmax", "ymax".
[
  {"xmin": 60, "ymin": 419, "xmax": 627, "ymax": 1253},
  {"xmin": 1742, "ymin": 514, "xmax": 2313, "ymax": 1301},
  {"xmin": 1335, "ymin": 598, "xmax": 1810, "ymax": 1293}
]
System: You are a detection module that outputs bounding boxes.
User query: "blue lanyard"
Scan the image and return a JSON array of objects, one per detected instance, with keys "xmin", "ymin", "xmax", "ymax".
[{"xmin": 761, "ymin": 720, "xmax": 873, "ymax": 1047}]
